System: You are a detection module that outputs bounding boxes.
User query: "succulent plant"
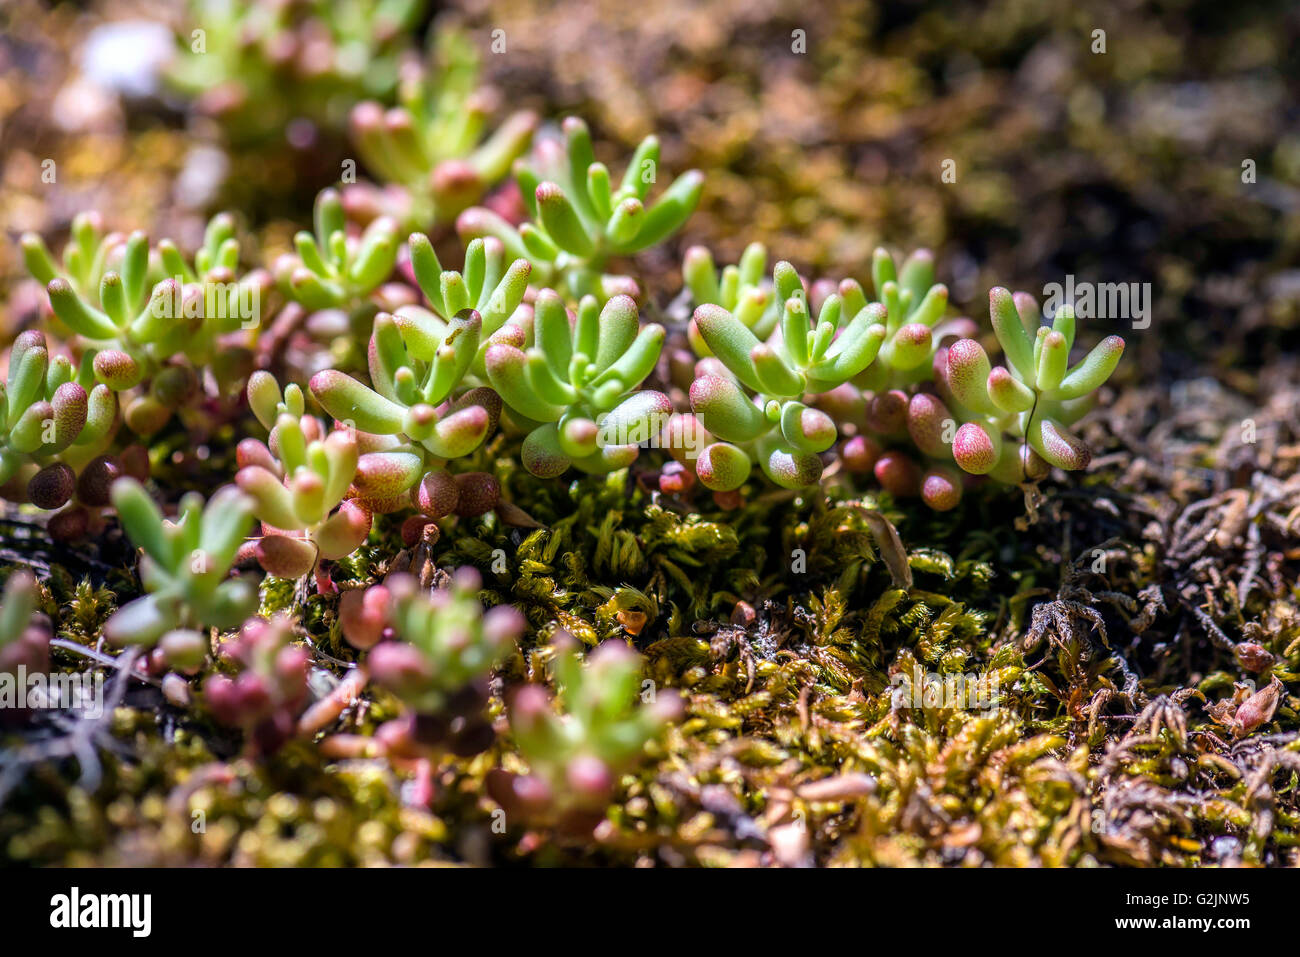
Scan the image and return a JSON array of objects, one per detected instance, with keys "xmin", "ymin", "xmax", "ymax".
[
  {"xmin": 458, "ymin": 117, "xmax": 703, "ymax": 301},
  {"xmin": 151, "ymin": 212, "xmax": 272, "ymax": 388},
  {"xmin": 204, "ymin": 615, "xmax": 311, "ymax": 755},
  {"xmin": 165, "ymin": 0, "xmax": 428, "ymax": 143},
  {"xmin": 684, "ymin": 260, "xmax": 888, "ymax": 490},
  {"xmin": 681, "ymin": 242, "xmax": 779, "ymax": 356},
  {"xmin": 275, "ymin": 188, "xmax": 400, "ymax": 312},
  {"xmin": 309, "ymin": 297, "xmax": 502, "ymax": 513},
  {"xmin": 801, "ymin": 250, "xmax": 1125, "ymax": 510},
  {"xmin": 237, "ymin": 372, "xmax": 370, "ymax": 579},
  {"xmin": 102, "ymin": 479, "xmax": 258, "ymax": 670},
  {"xmin": 0, "ymin": 331, "xmax": 118, "ymax": 510},
  {"xmin": 21, "ymin": 213, "xmax": 119, "ymax": 302},
  {"xmin": 346, "ymin": 29, "xmax": 537, "ymax": 229},
  {"xmin": 0, "ymin": 570, "xmax": 53, "ymax": 728},
  {"xmin": 486, "ymin": 291, "xmax": 673, "ymax": 477},
  {"xmin": 836, "ymin": 289, "xmax": 1122, "ymax": 511},
  {"xmin": 306, "ymin": 230, "xmax": 529, "ymax": 513},
  {"xmin": 941, "ymin": 292, "xmax": 1125, "ymax": 477},
  {"xmin": 401, "ymin": 232, "xmax": 532, "ymax": 372},
  {"xmin": 814, "ymin": 247, "xmax": 981, "ymax": 508},
  {"xmin": 844, "ymin": 248, "xmax": 964, "ymax": 393},
  {"xmin": 489, "ymin": 635, "xmax": 682, "ymax": 826},
  {"xmin": 0, "ymin": 570, "xmax": 51, "ymax": 680},
  {"xmin": 341, "ymin": 569, "xmax": 525, "ymax": 758},
  {"xmin": 22, "ymin": 212, "xmax": 269, "ymax": 435}
]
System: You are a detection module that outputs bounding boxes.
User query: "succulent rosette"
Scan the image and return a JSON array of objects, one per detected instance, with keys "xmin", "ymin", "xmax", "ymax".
[
  {"xmin": 165, "ymin": 0, "xmax": 428, "ymax": 143},
  {"xmin": 399, "ymin": 231, "xmax": 533, "ymax": 376},
  {"xmin": 489, "ymin": 634, "xmax": 682, "ymax": 827},
  {"xmin": 458, "ymin": 116, "xmax": 703, "ymax": 301},
  {"xmin": 681, "ymin": 242, "xmax": 780, "ymax": 357},
  {"xmin": 275, "ymin": 188, "xmax": 400, "ymax": 312},
  {"xmin": 940, "ymin": 291, "xmax": 1125, "ymax": 480},
  {"xmin": 346, "ymin": 28, "xmax": 537, "ymax": 229},
  {"xmin": 341, "ymin": 568, "xmax": 525, "ymax": 759},
  {"xmin": 23, "ymin": 212, "xmax": 270, "ymax": 436},
  {"xmin": 308, "ymin": 304, "xmax": 501, "ymax": 515},
  {"xmin": 102, "ymin": 479, "xmax": 258, "ymax": 672},
  {"xmin": 683, "ymin": 259, "xmax": 888, "ymax": 491},
  {"xmin": 815, "ymin": 247, "xmax": 976, "ymax": 508},
  {"xmin": 237, "ymin": 372, "xmax": 371, "ymax": 579},
  {"xmin": 485, "ymin": 291, "xmax": 673, "ymax": 477},
  {"xmin": 806, "ymin": 250, "xmax": 1125, "ymax": 510}
]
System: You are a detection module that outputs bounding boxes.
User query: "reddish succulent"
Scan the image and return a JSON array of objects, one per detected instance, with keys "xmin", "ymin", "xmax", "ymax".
[{"xmin": 205, "ymin": 616, "xmax": 311, "ymax": 755}]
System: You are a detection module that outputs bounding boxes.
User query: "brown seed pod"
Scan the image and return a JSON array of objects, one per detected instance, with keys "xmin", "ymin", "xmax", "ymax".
[
  {"xmin": 413, "ymin": 469, "xmax": 459, "ymax": 518},
  {"xmin": 27, "ymin": 463, "xmax": 76, "ymax": 510},
  {"xmin": 399, "ymin": 515, "xmax": 438, "ymax": 548},
  {"xmin": 1234, "ymin": 677, "xmax": 1283, "ymax": 737},
  {"xmin": 1234, "ymin": 642, "xmax": 1275, "ymax": 674},
  {"xmin": 75, "ymin": 454, "xmax": 124, "ymax": 507},
  {"xmin": 842, "ymin": 435, "xmax": 883, "ymax": 475},
  {"xmin": 47, "ymin": 505, "xmax": 90, "ymax": 542},
  {"xmin": 453, "ymin": 472, "xmax": 500, "ymax": 517},
  {"xmin": 730, "ymin": 600, "xmax": 757, "ymax": 627},
  {"xmin": 874, "ymin": 451, "xmax": 921, "ymax": 497}
]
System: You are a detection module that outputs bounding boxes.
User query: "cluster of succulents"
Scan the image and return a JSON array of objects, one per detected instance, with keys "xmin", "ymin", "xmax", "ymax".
[
  {"xmin": 489, "ymin": 635, "xmax": 682, "ymax": 829},
  {"xmin": 7, "ymin": 191, "xmax": 1123, "ymax": 536},
  {"xmin": 679, "ymin": 259, "xmax": 889, "ymax": 491},
  {"xmin": 0, "ymin": 330, "xmax": 120, "ymax": 512},
  {"xmin": 488, "ymin": 292, "xmax": 672, "ymax": 477},
  {"xmin": 340, "ymin": 568, "xmax": 525, "ymax": 758},
  {"xmin": 165, "ymin": 0, "xmax": 429, "ymax": 143},
  {"xmin": 671, "ymin": 246, "xmax": 1125, "ymax": 509},
  {"xmin": 0, "ymin": 26, "xmax": 1133, "ymax": 852},
  {"xmin": 308, "ymin": 306, "xmax": 500, "ymax": 512},
  {"xmin": 305, "ymin": 229, "xmax": 534, "ymax": 512},
  {"xmin": 21, "ymin": 211, "xmax": 269, "ymax": 432},
  {"xmin": 940, "ymin": 293, "xmax": 1125, "ymax": 475},
  {"xmin": 681, "ymin": 242, "xmax": 780, "ymax": 354},
  {"xmin": 344, "ymin": 29, "xmax": 538, "ymax": 230}
]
